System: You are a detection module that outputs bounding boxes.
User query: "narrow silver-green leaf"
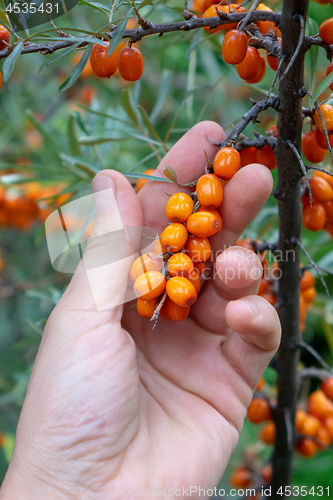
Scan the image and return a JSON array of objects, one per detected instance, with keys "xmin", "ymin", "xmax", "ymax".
[
  {"xmin": 38, "ymin": 42, "xmax": 82, "ymax": 73},
  {"xmin": 2, "ymin": 41, "xmax": 23, "ymax": 82},
  {"xmin": 124, "ymin": 172, "xmax": 172, "ymax": 184},
  {"xmin": 137, "ymin": 105, "xmax": 164, "ymax": 144},
  {"xmin": 310, "ymin": 72, "xmax": 333, "ymax": 107},
  {"xmin": 164, "ymin": 87, "xmax": 197, "ymax": 143},
  {"xmin": 67, "ymin": 114, "xmax": 81, "ymax": 156},
  {"xmin": 59, "ymin": 44, "xmax": 93, "ymax": 92},
  {"xmin": 120, "ymin": 88, "xmax": 139, "ymax": 126},
  {"xmin": 78, "ymin": 0, "xmax": 110, "ymax": 14}
]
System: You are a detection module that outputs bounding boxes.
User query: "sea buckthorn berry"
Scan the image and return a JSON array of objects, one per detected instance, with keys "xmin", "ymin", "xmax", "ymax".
[
  {"xmin": 300, "ymin": 295, "xmax": 306, "ymax": 323},
  {"xmin": 137, "ymin": 298, "xmax": 157, "ymax": 319},
  {"xmin": 229, "ymin": 467, "xmax": 252, "ymax": 488},
  {"xmin": 236, "ymin": 47, "xmax": 262, "ymax": 81},
  {"xmin": 267, "ymin": 123, "xmax": 278, "ymax": 138},
  {"xmin": 314, "ymin": 126, "xmax": 333, "ymax": 150},
  {"xmin": 118, "ymin": 46, "xmax": 144, "ymax": 81},
  {"xmin": 319, "ymin": 17, "xmax": 333, "ymax": 45},
  {"xmin": 300, "ymin": 414, "xmax": 321, "ymax": 436},
  {"xmin": 326, "ymin": 62, "xmax": 333, "ymax": 92},
  {"xmin": 134, "ymin": 271, "xmax": 166, "ymax": 301},
  {"xmin": 167, "ymin": 252, "xmax": 194, "ymax": 278},
  {"xmin": 247, "ymin": 398, "xmax": 272, "ymax": 424},
  {"xmin": 302, "ymin": 286, "xmax": 317, "ymax": 305},
  {"xmin": 258, "ymin": 278, "xmax": 270, "ymax": 296},
  {"xmin": 240, "ymin": 147, "xmax": 257, "ymax": 167},
  {"xmin": 197, "ymin": 206, "xmax": 222, "ymax": 232},
  {"xmin": 321, "ymin": 377, "xmax": 333, "ymax": 400},
  {"xmin": 186, "ymin": 211, "xmax": 219, "ymax": 237},
  {"xmin": 194, "ymin": 262, "xmax": 206, "ymax": 275},
  {"xmin": 90, "ymin": 42, "xmax": 118, "ymax": 78},
  {"xmin": 152, "ymin": 235, "xmax": 166, "ymax": 254},
  {"xmin": 166, "ymin": 192, "xmax": 194, "ymax": 223},
  {"xmin": 296, "ymin": 438, "xmax": 317, "ymax": 458},
  {"xmin": 308, "ymin": 390, "xmax": 333, "ymax": 420},
  {"xmin": 160, "ymin": 296, "xmax": 191, "ymax": 321},
  {"xmin": 256, "ymin": 145, "xmax": 277, "ymax": 170},
  {"xmin": 129, "ymin": 252, "xmax": 163, "ymax": 282},
  {"xmin": 261, "ymin": 465, "xmax": 272, "ymax": 484},
  {"xmin": 256, "ymin": 4, "xmax": 279, "ymax": 36},
  {"xmin": 302, "ymin": 193, "xmax": 310, "ymax": 210},
  {"xmin": 324, "ymin": 200, "xmax": 333, "ymax": 221},
  {"xmin": 300, "ymin": 270, "xmax": 315, "ymax": 291},
  {"xmin": 302, "ymin": 204, "xmax": 326, "ymax": 231},
  {"xmin": 161, "ymin": 223, "xmax": 188, "ymax": 253},
  {"xmin": 259, "ymin": 421, "xmax": 276, "ymax": 445},
  {"xmin": 314, "ymin": 104, "xmax": 333, "ymax": 134},
  {"xmin": 245, "ymin": 53, "xmax": 266, "ymax": 84},
  {"xmin": 302, "ymin": 131, "xmax": 326, "ymax": 164},
  {"xmin": 295, "ymin": 409, "xmax": 307, "ymax": 433},
  {"xmin": 222, "ymin": 29, "xmax": 248, "ymax": 65},
  {"xmin": 313, "ymin": 169, "xmax": 333, "ymax": 189},
  {"xmin": 202, "ymin": 5, "xmax": 225, "ymax": 34},
  {"xmin": 0, "ymin": 25, "xmax": 10, "ymax": 51},
  {"xmin": 213, "ymin": 147, "xmax": 240, "ymax": 179},
  {"xmin": 166, "ymin": 276, "xmax": 197, "ymax": 307},
  {"xmin": 185, "ymin": 235, "xmax": 211, "ymax": 262},
  {"xmin": 192, "ymin": 0, "xmax": 206, "ymax": 14},
  {"xmin": 309, "ymin": 176, "xmax": 333, "ymax": 203},
  {"xmin": 187, "ymin": 268, "xmax": 201, "ymax": 294},
  {"xmin": 316, "ymin": 426, "xmax": 331, "ymax": 450},
  {"xmin": 219, "ymin": 4, "xmax": 246, "ymax": 31},
  {"xmin": 256, "ymin": 377, "xmax": 265, "ymax": 391},
  {"xmin": 136, "ymin": 167, "xmax": 155, "ymax": 192},
  {"xmin": 324, "ymin": 415, "xmax": 333, "ymax": 441},
  {"xmin": 196, "ymin": 174, "xmax": 223, "ymax": 209}
]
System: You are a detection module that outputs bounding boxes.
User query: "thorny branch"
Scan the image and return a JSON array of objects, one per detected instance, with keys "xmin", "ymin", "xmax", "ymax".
[
  {"xmin": 290, "ymin": 237, "xmax": 329, "ymax": 296},
  {"xmin": 235, "ymin": 134, "xmax": 277, "ymax": 151},
  {"xmin": 300, "ymin": 367, "xmax": 333, "ymax": 381}
]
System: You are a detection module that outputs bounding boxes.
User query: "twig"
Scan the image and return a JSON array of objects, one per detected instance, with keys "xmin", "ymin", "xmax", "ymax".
[
  {"xmin": 285, "ymin": 140, "xmax": 312, "ymax": 206},
  {"xmin": 280, "ymin": 15, "xmax": 305, "ymax": 81},
  {"xmin": 304, "ymin": 35, "xmax": 333, "ymax": 60},
  {"xmin": 297, "ymin": 341, "xmax": 332, "ymax": 371},
  {"xmin": 306, "ymin": 165, "xmax": 333, "ymax": 178},
  {"xmin": 251, "ymin": 240, "xmax": 279, "ymax": 254},
  {"xmin": 300, "ymin": 367, "xmax": 333, "ymax": 381},
  {"xmin": 235, "ymin": 134, "xmax": 277, "ymax": 151},
  {"xmin": 151, "ymin": 290, "xmax": 167, "ymax": 323},
  {"xmin": 239, "ymin": 0, "xmax": 262, "ymax": 32}
]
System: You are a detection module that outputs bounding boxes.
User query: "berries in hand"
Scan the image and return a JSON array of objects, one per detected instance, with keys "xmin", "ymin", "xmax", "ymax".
[
  {"xmin": 161, "ymin": 223, "xmax": 189, "ymax": 252},
  {"xmin": 196, "ymin": 174, "xmax": 223, "ymax": 209},
  {"xmin": 186, "ymin": 211, "xmax": 220, "ymax": 237},
  {"xmin": 166, "ymin": 192, "xmax": 194, "ymax": 223},
  {"xmin": 134, "ymin": 271, "xmax": 166, "ymax": 300},
  {"xmin": 167, "ymin": 252, "xmax": 194, "ymax": 278},
  {"xmin": 213, "ymin": 147, "xmax": 240, "ymax": 180},
  {"xmin": 166, "ymin": 276, "xmax": 197, "ymax": 307},
  {"xmin": 137, "ymin": 298, "xmax": 158, "ymax": 319},
  {"xmin": 185, "ymin": 235, "xmax": 211, "ymax": 263}
]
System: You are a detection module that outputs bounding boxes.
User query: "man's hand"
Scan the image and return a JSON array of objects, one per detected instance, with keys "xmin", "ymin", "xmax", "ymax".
[{"xmin": 0, "ymin": 122, "xmax": 281, "ymax": 500}]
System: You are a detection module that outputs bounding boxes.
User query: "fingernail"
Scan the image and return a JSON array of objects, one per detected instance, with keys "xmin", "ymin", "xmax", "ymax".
[
  {"xmin": 92, "ymin": 175, "xmax": 116, "ymax": 212},
  {"xmin": 235, "ymin": 299, "xmax": 260, "ymax": 319}
]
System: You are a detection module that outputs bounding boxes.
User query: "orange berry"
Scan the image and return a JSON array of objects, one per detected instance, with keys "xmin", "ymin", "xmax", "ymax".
[
  {"xmin": 256, "ymin": 377, "xmax": 265, "ymax": 391},
  {"xmin": 313, "ymin": 169, "xmax": 333, "ymax": 189},
  {"xmin": 185, "ymin": 235, "xmax": 211, "ymax": 263},
  {"xmin": 303, "ymin": 204, "xmax": 326, "ymax": 231},
  {"xmin": 229, "ymin": 466, "xmax": 252, "ymax": 488},
  {"xmin": 213, "ymin": 147, "xmax": 240, "ymax": 180},
  {"xmin": 197, "ymin": 206, "xmax": 222, "ymax": 232},
  {"xmin": 316, "ymin": 426, "xmax": 331, "ymax": 449},
  {"xmin": 240, "ymin": 147, "xmax": 257, "ymax": 167},
  {"xmin": 161, "ymin": 223, "xmax": 188, "ymax": 253},
  {"xmin": 202, "ymin": 5, "xmax": 224, "ymax": 34},
  {"xmin": 295, "ymin": 409, "xmax": 307, "ymax": 432},
  {"xmin": 300, "ymin": 414, "xmax": 322, "ymax": 436},
  {"xmin": 324, "ymin": 200, "xmax": 333, "ymax": 221},
  {"xmin": 267, "ymin": 124, "xmax": 278, "ymax": 138},
  {"xmin": 256, "ymin": 145, "xmax": 277, "ymax": 170},
  {"xmin": 302, "ymin": 131, "xmax": 326, "ymax": 163},
  {"xmin": 236, "ymin": 47, "xmax": 262, "ymax": 81},
  {"xmin": 261, "ymin": 465, "xmax": 272, "ymax": 484},
  {"xmin": 160, "ymin": 296, "xmax": 191, "ymax": 321},
  {"xmin": 256, "ymin": 4, "xmax": 278, "ymax": 35},
  {"xmin": 296, "ymin": 438, "xmax": 317, "ymax": 457},
  {"xmin": 247, "ymin": 398, "xmax": 272, "ymax": 424},
  {"xmin": 267, "ymin": 51, "xmax": 278, "ymax": 71},
  {"xmin": 260, "ymin": 421, "xmax": 276, "ymax": 445},
  {"xmin": 324, "ymin": 415, "xmax": 333, "ymax": 440},
  {"xmin": 187, "ymin": 268, "xmax": 201, "ymax": 294},
  {"xmin": 302, "ymin": 286, "xmax": 317, "ymax": 305},
  {"xmin": 167, "ymin": 252, "xmax": 194, "ymax": 278},
  {"xmin": 186, "ymin": 211, "xmax": 220, "ymax": 237},
  {"xmin": 165, "ymin": 192, "xmax": 194, "ymax": 223},
  {"xmin": 300, "ymin": 294, "xmax": 306, "ymax": 323},
  {"xmin": 134, "ymin": 271, "xmax": 166, "ymax": 301},
  {"xmin": 219, "ymin": 4, "xmax": 246, "ymax": 31},
  {"xmin": 137, "ymin": 298, "xmax": 157, "ymax": 319},
  {"xmin": 192, "ymin": 0, "xmax": 206, "ymax": 14},
  {"xmin": 258, "ymin": 278, "xmax": 270, "ymax": 296},
  {"xmin": 245, "ymin": 53, "xmax": 266, "ymax": 84},
  {"xmin": 314, "ymin": 126, "xmax": 333, "ymax": 150},
  {"xmin": 314, "ymin": 104, "xmax": 333, "ymax": 134},
  {"xmin": 129, "ymin": 252, "xmax": 163, "ymax": 282},
  {"xmin": 196, "ymin": 174, "xmax": 223, "ymax": 209},
  {"xmin": 0, "ymin": 25, "xmax": 10, "ymax": 51},
  {"xmin": 222, "ymin": 29, "xmax": 248, "ymax": 65},
  {"xmin": 166, "ymin": 276, "xmax": 197, "ymax": 307},
  {"xmin": 308, "ymin": 390, "xmax": 333, "ymax": 420},
  {"xmin": 309, "ymin": 176, "xmax": 333, "ymax": 203},
  {"xmin": 135, "ymin": 169, "xmax": 156, "ymax": 192},
  {"xmin": 118, "ymin": 46, "xmax": 144, "ymax": 81},
  {"xmin": 300, "ymin": 270, "xmax": 315, "ymax": 291},
  {"xmin": 319, "ymin": 17, "xmax": 333, "ymax": 45},
  {"xmin": 152, "ymin": 236, "xmax": 166, "ymax": 254},
  {"xmin": 321, "ymin": 377, "xmax": 333, "ymax": 401},
  {"xmin": 194, "ymin": 262, "xmax": 206, "ymax": 275},
  {"xmin": 90, "ymin": 42, "xmax": 118, "ymax": 78}
]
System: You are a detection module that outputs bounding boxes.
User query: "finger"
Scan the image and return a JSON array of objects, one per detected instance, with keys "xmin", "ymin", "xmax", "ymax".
[
  {"xmin": 190, "ymin": 247, "xmax": 263, "ymax": 334},
  {"xmin": 138, "ymin": 121, "xmax": 225, "ymax": 232},
  {"xmin": 222, "ymin": 295, "xmax": 281, "ymax": 391}
]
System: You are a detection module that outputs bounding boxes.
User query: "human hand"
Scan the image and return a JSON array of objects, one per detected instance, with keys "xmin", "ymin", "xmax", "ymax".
[{"xmin": 0, "ymin": 122, "xmax": 281, "ymax": 500}]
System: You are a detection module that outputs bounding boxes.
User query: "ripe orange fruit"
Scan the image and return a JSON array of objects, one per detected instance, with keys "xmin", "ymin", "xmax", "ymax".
[
  {"xmin": 300, "ymin": 294, "xmax": 306, "ymax": 323},
  {"xmin": 247, "ymin": 398, "xmax": 272, "ymax": 424},
  {"xmin": 295, "ymin": 409, "xmax": 307, "ymax": 432},
  {"xmin": 300, "ymin": 270, "xmax": 315, "ymax": 291},
  {"xmin": 166, "ymin": 276, "xmax": 197, "ymax": 307},
  {"xmin": 308, "ymin": 390, "xmax": 333, "ymax": 420},
  {"xmin": 229, "ymin": 466, "xmax": 252, "ymax": 488},
  {"xmin": 72, "ymin": 52, "xmax": 94, "ymax": 77},
  {"xmin": 134, "ymin": 271, "xmax": 166, "ymax": 300},
  {"xmin": 186, "ymin": 211, "xmax": 220, "ymax": 237},
  {"xmin": 321, "ymin": 378, "xmax": 333, "ymax": 401},
  {"xmin": 309, "ymin": 176, "xmax": 333, "ymax": 203},
  {"xmin": 137, "ymin": 298, "xmax": 157, "ymax": 319},
  {"xmin": 324, "ymin": 415, "xmax": 333, "ymax": 440},
  {"xmin": 319, "ymin": 17, "xmax": 333, "ymax": 45},
  {"xmin": 300, "ymin": 414, "xmax": 322, "ymax": 436},
  {"xmin": 324, "ymin": 200, "xmax": 333, "ymax": 221},
  {"xmin": 129, "ymin": 252, "xmax": 163, "ymax": 282},
  {"xmin": 197, "ymin": 207, "xmax": 222, "ymax": 232},
  {"xmin": 302, "ymin": 204, "xmax": 326, "ymax": 231},
  {"xmin": 256, "ymin": 145, "xmax": 277, "ymax": 170},
  {"xmin": 296, "ymin": 438, "xmax": 317, "ymax": 457},
  {"xmin": 196, "ymin": 174, "xmax": 223, "ymax": 209},
  {"xmin": 90, "ymin": 42, "xmax": 118, "ymax": 77},
  {"xmin": 267, "ymin": 124, "xmax": 278, "ymax": 138},
  {"xmin": 167, "ymin": 252, "xmax": 194, "ymax": 278},
  {"xmin": 314, "ymin": 104, "xmax": 333, "ymax": 134},
  {"xmin": 302, "ymin": 286, "xmax": 317, "ymax": 305},
  {"xmin": 313, "ymin": 169, "xmax": 333, "ymax": 189},
  {"xmin": 236, "ymin": 47, "xmax": 262, "ymax": 81},
  {"xmin": 302, "ymin": 131, "xmax": 326, "ymax": 163},
  {"xmin": 192, "ymin": 0, "xmax": 206, "ymax": 14},
  {"xmin": 316, "ymin": 426, "xmax": 331, "ymax": 449},
  {"xmin": 256, "ymin": 377, "xmax": 265, "ymax": 391},
  {"xmin": 118, "ymin": 46, "xmax": 144, "ymax": 81},
  {"xmin": 239, "ymin": 147, "xmax": 257, "ymax": 167},
  {"xmin": 219, "ymin": 4, "xmax": 246, "ymax": 31},
  {"xmin": 261, "ymin": 465, "xmax": 272, "ymax": 484},
  {"xmin": 160, "ymin": 296, "xmax": 190, "ymax": 321},
  {"xmin": 0, "ymin": 25, "xmax": 10, "ymax": 51},
  {"xmin": 194, "ymin": 262, "xmax": 206, "ymax": 275},
  {"xmin": 222, "ymin": 29, "xmax": 248, "ymax": 65},
  {"xmin": 202, "ymin": 5, "xmax": 225, "ymax": 34},
  {"xmin": 213, "ymin": 147, "xmax": 240, "ymax": 179},
  {"xmin": 256, "ymin": 4, "xmax": 279, "ymax": 35},
  {"xmin": 187, "ymin": 268, "xmax": 201, "ymax": 293},
  {"xmin": 185, "ymin": 235, "xmax": 211, "ymax": 263},
  {"xmin": 161, "ymin": 223, "xmax": 188, "ymax": 252},
  {"xmin": 314, "ymin": 126, "xmax": 333, "ymax": 150},
  {"xmin": 245, "ymin": 53, "xmax": 266, "ymax": 84},
  {"xmin": 258, "ymin": 278, "xmax": 270, "ymax": 296},
  {"xmin": 267, "ymin": 41, "xmax": 281, "ymax": 71},
  {"xmin": 152, "ymin": 235, "xmax": 166, "ymax": 254},
  {"xmin": 260, "ymin": 421, "xmax": 276, "ymax": 444},
  {"xmin": 166, "ymin": 192, "xmax": 194, "ymax": 223}
]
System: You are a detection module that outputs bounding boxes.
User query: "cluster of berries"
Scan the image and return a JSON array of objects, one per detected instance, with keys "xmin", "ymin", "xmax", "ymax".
[
  {"xmin": 229, "ymin": 463, "xmax": 272, "ymax": 495},
  {"xmin": 302, "ymin": 170, "xmax": 333, "ymax": 235},
  {"xmin": 239, "ymin": 124, "xmax": 277, "ymax": 171},
  {"xmin": 132, "ymin": 147, "xmax": 243, "ymax": 322}
]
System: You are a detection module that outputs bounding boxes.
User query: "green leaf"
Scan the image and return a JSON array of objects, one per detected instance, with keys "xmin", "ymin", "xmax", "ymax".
[
  {"xmin": 310, "ymin": 72, "xmax": 333, "ymax": 107},
  {"xmin": 78, "ymin": 135, "xmax": 129, "ymax": 145},
  {"xmin": 137, "ymin": 105, "xmax": 164, "ymax": 144},
  {"xmin": 38, "ymin": 41, "xmax": 82, "ymax": 73},
  {"xmin": 60, "ymin": 154, "xmax": 100, "ymax": 176},
  {"xmin": 163, "ymin": 165, "xmax": 177, "ymax": 183},
  {"xmin": 107, "ymin": 8, "xmax": 134, "ymax": 57},
  {"xmin": 150, "ymin": 70, "xmax": 172, "ymax": 124},
  {"xmin": 2, "ymin": 41, "xmax": 23, "ymax": 82},
  {"xmin": 76, "ymin": 104, "xmax": 133, "ymax": 126},
  {"xmin": 78, "ymin": 0, "xmax": 110, "ymax": 14},
  {"xmin": 322, "ymin": 319, "xmax": 333, "ymax": 358},
  {"xmin": 138, "ymin": 0, "xmax": 154, "ymax": 8},
  {"xmin": 306, "ymin": 18, "xmax": 319, "ymax": 91},
  {"xmin": 26, "ymin": 110, "xmax": 60, "ymax": 152},
  {"xmin": 164, "ymin": 87, "xmax": 197, "ymax": 142},
  {"xmin": 59, "ymin": 44, "xmax": 93, "ymax": 92},
  {"xmin": 67, "ymin": 114, "xmax": 81, "ymax": 156},
  {"xmin": 125, "ymin": 147, "xmax": 165, "ymax": 172},
  {"xmin": 120, "ymin": 88, "xmax": 139, "ymax": 126},
  {"xmin": 124, "ymin": 172, "xmax": 172, "ymax": 184}
]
